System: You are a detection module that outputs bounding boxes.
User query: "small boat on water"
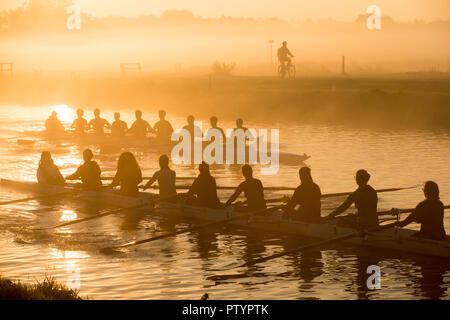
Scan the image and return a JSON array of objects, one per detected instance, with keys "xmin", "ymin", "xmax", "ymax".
[
  {"xmin": 1, "ymin": 178, "xmax": 449, "ymax": 259},
  {"xmin": 16, "ymin": 130, "xmax": 311, "ymax": 164}
]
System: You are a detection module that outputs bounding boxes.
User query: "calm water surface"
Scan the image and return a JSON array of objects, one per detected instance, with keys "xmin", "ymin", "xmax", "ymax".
[{"xmin": 0, "ymin": 105, "xmax": 449, "ymax": 299}]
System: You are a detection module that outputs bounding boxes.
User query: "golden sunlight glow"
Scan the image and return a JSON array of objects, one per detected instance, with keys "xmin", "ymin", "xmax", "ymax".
[
  {"xmin": 51, "ymin": 105, "xmax": 74, "ymax": 123},
  {"xmin": 60, "ymin": 210, "xmax": 78, "ymax": 222}
]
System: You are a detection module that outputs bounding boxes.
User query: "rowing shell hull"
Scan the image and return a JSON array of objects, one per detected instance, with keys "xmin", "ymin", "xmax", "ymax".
[{"xmin": 1, "ymin": 179, "xmax": 449, "ymax": 258}]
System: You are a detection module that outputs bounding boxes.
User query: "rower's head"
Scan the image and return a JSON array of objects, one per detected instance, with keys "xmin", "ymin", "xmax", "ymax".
[
  {"xmin": 118, "ymin": 152, "xmax": 140, "ymax": 172},
  {"xmin": 242, "ymin": 164, "xmax": 253, "ymax": 179},
  {"xmin": 83, "ymin": 149, "xmax": 94, "ymax": 162},
  {"xmin": 187, "ymin": 115, "xmax": 195, "ymax": 125},
  {"xmin": 199, "ymin": 161, "xmax": 210, "ymax": 175},
  {"xmin": 299, "ymin": 166, "xmax": 313, "ymax": 183},
  {"xmin": 423, "ymin": 181, "xmax": 439, "ymax": 200},
  {"xmin": 282, "ymin": 41, "xmax": 287, "ymax": 47},
  {"xmin": 159, "ymin": 155, "xmax": 169, "ymax": 169},
  {"xmin": 50, "ymin": 111, "xmax": 58, "ymax": 118},
  {"xmin": 159, "ymin": 110, "xmax": 166, "ymax": 120},
  {"xmin": 94, "ymin": 108, "xmax": 100, "ymax": 118},
  {"xmin": 355, "ymin": 169, "xmax": 370, "ymax": 186},
  {"xmin": 76, "ymin": 109, "xmax": 84, "ymax": 117},
  {"xmin": 210, "ymin": 116, "xmax": 218, "ymax": 127},
  {"xmin": 236, "ymin": 118, "xmax": 243, "ymax": 128},
  {"xmin": 39, "ymin": 151, "xmax": 53, "ymax": 165},
  {"xmin": 114, "ymin": 112, "xmax": 120, "ymax": 120},
  {"xmin": 135, "ymin": 110, "xmax": 142, "ymax": 119}
]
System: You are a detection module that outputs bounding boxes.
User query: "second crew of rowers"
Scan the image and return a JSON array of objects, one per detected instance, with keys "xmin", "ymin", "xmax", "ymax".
[
  {"xmin": 37, "ymin": 151, "xmax": 65, "ymax": 186},
  {"xmin": 324, "ymin": 169, "xmax": 379, "ymax": 229},
  {"xmin": 283, "ymin": 166, "xmax": 321, "ymax": 222},
  {"xmin": 45, "ymin": 111, "xmax": 65, "ymax": 135},
  {"xmin": 208, "ymin": 116, "xmax": 226, "ymax": 142},
  {"xmin": 109, "ymin": 152, "xmax": 142, "ymax": 196},
  {"xmin": 187, "ymin": 162, "xmax": 221, "ymax": 208},
  {"xmin": 111, "ymin": 112, "xmax": 128, "ymax": 139},
  {"xmin": 226, "ymin": 164, "xmax": 266, "ymax": 212},
  {"xmin": 153, "ymin": 110, "xmax": 174, "ymax": 142},
  {"xmin": 143, "ymin": 155, "xmax": 177, "ymax": 201},
  {"xmin": 129, "ymin": 110, "xmax": 152, "ymax": 139},
  {"xmin": 66, "ymin": 149, "xmax": 102, "ymax": 190},
  {"xmin": 89, "ymin": 109, "xmax": 111, "ymax": 136},
  {"xmin": 394, "ymin": 181, "xmax": 446, "ymax": 240},
  {"xmin": 71, "ymin": 109, "xmax": 88, "ymax": 134}
]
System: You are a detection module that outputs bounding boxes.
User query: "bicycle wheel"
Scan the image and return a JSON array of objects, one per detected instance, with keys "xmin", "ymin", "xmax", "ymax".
[{"xmin": 288, "ymin": 64, "xmax": 296, "ymax": 79}]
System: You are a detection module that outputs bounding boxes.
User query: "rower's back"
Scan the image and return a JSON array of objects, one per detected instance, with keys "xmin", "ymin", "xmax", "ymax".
[
  {"xmin": 191, "ymin": 173, "xmax": 221, "ymax": 208},
  {"xmin": 239, "ymin": 178, "xmax": 266, "ymax": 211},
  {"xmin": 414, "ymin": 198, "xmax": 446, "ymax": 240},
  {"xmin": 154, "ymin": 167, "xmax": 177, "ymax": 200},
  {"xmin": 354, "ymin": 184, "xmax": 378, "ymax": 228}
]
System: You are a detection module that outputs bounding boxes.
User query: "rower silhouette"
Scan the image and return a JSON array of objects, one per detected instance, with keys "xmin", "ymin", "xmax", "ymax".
[
  {"xmin": 109, "ymin": 152, "xmax": 142, "ymax": 196},
  {"xmin": 143, "ymin": 154, "xmax": 177, "ymax": 202},
  {"xmin": 325, "ymin": 169, "xmax": 378, "ymax": 229},
  {"xmin": 89, "ymin": 109, "xmax": 111, "ymax": 136},
  {"xmin": 71, "ymin": 109, "xmax": 88, "ymax": 135},
  {"xmin": 208, "ymin": 116, "xmax": 226, "ymax": 141},
  {"xmin": 45, "ymin": 111, "xmax": 65, "ymax": 135},
  {"xmin": 153, "ymin": 110, "xmax": 174, "ymax": 142},
  {"xmin": 111, "ymin": 112, "xmax": 128, "ymax": 139},
  {"xmin": 394, "ymin": 181, "xmax": 446, "ymax": 240},
  {"xmin": 129, "ymin": 110, "xmax": 152, "ymax": 139},
  {"xmin": 226, "ymin": 164, "xmax": 266, "ymax": 212},
  {"xmin": 283, "ymin": 166, "xmax": 321, "ymax": 222},
  {"xmin": 37, "ymin": 151, "xmax": 65, "ymax": 186},
  {"xmin": 66, "ymin": 149, "xmax": 102, "ymax": 190},
  {"xmin": 186, "ymin": 162, "xmax": 221, "ymax": 208}
]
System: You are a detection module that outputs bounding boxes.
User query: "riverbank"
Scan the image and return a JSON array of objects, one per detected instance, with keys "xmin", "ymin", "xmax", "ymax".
[
  {"xmin": 0, "ymin": 275, "xmax": 82, "ymax": 300},
  {"xmin": 1, "ymin": 73, "xmax": 449, "ymax": 129}
]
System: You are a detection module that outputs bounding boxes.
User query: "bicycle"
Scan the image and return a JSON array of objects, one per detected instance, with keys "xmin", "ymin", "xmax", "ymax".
[{"xmin": 278, "ymin": 60, "xmax": 296, "ymax": 79}]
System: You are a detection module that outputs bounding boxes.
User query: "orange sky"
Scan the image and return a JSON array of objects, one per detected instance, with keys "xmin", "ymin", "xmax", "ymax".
[{"xmin": 1, "ymin": 0, "xmax": 450, "ymax": 21}]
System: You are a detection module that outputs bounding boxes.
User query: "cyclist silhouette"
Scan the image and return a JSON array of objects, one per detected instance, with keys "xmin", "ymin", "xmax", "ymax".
[{"xmin": 277, "ymin": 41, "xmax": 294, "ymax": 73}]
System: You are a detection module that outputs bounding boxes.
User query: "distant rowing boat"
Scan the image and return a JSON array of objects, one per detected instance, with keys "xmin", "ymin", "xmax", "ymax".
[
  {"xmin": 15, "ymin": 130, "xmax": 311, "ymax": 164},
  {"xmin": 1, "ymin": 178, "xmax": 449, "ymax": 259}
]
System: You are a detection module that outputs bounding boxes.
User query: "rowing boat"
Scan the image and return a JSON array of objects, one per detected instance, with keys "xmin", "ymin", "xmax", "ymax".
[
  {"xmin": 1, "ymin": 178, "xmax": 449, "ymax": 258},
  {"xmin": 16, "ymin": 130, "xmax": 311, "ymax": 164}
]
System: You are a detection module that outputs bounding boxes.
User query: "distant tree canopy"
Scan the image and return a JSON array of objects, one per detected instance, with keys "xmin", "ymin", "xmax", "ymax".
[{"xmin": 211, "ymin": 61, "xmax": 236, "ymax": 76}]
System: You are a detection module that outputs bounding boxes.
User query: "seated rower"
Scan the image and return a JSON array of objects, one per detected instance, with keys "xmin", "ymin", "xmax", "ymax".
[
  {"xmin": 142, "ymin": 155, "xmax": 177, "ymax": 201},
  {"xmin": 71, "ymin": 109, "xmax": 88, "ymax": 135},
  {"xmin": 183, "ymin": 115, "xmax": 203, "ymax": 143},
  {"xmin": 45, "ymin": 111, "xmax": 65, "ymax": 135},
  {"xmin": 208, "ymin": 116, "xmax": 226, "ymax": 142},
  {"xmin": 111, "ymin": 112, "xmax": 128, "ymax": 139},
  {"xmin": 37, "ymin": 151, "xmax": 65, "ymax": 186},
  {"xmin": 225, "ymin": 164, "xmax": 266, "ymax": 212},
  {"xmin": 283, "ymin": 166, "xmax": 321, "ymax": 222},
  {"xmin": 153, "ymin": 110, "xmax": 174, "ymax": 142},
  {"xmin": 89, "ymin": 108, "xmax": 111, "ymax": 136},
  {"xmin": 395, "ymin": 181, "xmax": 446, "ymax": 241},
  {"xmin": 187, "ymin": 162, "xmax": 221, "ymax": 208},
  {"xmin": 66, "ymin": 149, "xmax": 102, "ymax": 190},
  {"xmin": 109, "ymin": 152, "xmax": 142, "ymax": 196},
  {"xmin": 324, "ymin": 169, "xmax": 378, "ymax": 229},
  {"xmin": 129, "ymin": 110, "xmax": 152, "ymax": 140}
]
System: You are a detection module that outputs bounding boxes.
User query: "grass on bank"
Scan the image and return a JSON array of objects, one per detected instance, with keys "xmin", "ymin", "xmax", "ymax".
[{"xmin": 0, "ymin": 275, "xmax": 82, "ymax": 300}]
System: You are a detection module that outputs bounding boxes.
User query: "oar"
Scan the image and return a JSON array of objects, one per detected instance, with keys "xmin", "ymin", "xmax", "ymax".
[
  {"xmin": 100, "ymin": 177, "xmax": 196, "ymax": 181},
  {"xmin": 100, "ymin": 205, "xmax": 285, "ymax": 253},
  {"xmin": 378, "ymin": 204, "xmax": 450, "ymax": 217},
  {"xmin": 0, "ymin": 190, "xmax": 76, "ymax": 206},
  {"xmin": 39, "ymin": 202, "xmax": 151, "ymax": 230},
  {"xmin": 226, "ymin": 222, "xmax": 398, "ymax": 270},
  {"xmin": 260, "ymin": 185, "xmax": 421, "ymax": 204}
]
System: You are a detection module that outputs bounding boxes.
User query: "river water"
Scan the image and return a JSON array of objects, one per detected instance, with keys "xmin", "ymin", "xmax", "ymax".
[{"xmin": 0, "ymin": 105, "xmax": 449, "ymax": 299}]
